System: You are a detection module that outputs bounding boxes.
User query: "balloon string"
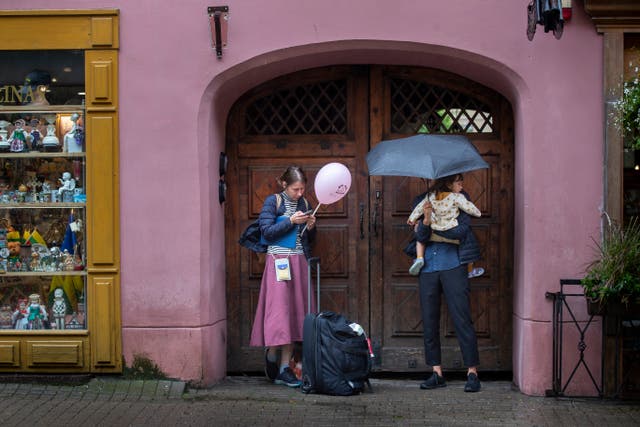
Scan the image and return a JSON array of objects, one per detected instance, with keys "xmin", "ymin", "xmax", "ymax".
[{"xmin": 301, "ymin": 204, "xmax": 321, "ymax": 235}]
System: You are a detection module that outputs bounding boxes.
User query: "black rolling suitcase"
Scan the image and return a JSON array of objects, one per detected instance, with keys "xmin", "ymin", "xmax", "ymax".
[{"xmin": 301, "ymin": 257, "xmax": 373, "ymax": 396}]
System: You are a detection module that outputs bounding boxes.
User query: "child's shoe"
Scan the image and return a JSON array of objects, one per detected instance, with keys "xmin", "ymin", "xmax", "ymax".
[
  {"xmin": 468, "ymin": 267, "xmax": 485, "ymax": 278},
  {"xmin": 409, "ymin": 258, "xmax": 424, "ymax": 276}
]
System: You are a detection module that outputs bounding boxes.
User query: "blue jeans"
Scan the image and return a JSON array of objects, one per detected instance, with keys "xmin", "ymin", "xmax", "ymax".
[{"xmin": 418, "ymin": 264, "xmax": 480, "ymax": 368}]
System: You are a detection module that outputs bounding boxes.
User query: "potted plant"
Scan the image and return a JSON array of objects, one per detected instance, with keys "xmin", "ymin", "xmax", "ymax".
[{"xmin": 581, "ymin": 215, "xmax": 640, "ymax": 316}]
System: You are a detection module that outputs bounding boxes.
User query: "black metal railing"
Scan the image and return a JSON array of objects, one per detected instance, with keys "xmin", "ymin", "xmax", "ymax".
[{"xmin": 545, "ymin": 279, "xmax": 603, "ymax": 397}]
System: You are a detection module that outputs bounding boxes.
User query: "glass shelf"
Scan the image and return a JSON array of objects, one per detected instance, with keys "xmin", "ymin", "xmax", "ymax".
[
  {"xmin": 0, "ymin": 105, "xmax": 84, "ymax": 113},
  {"xmin": 0, "ymin": 203, "xmax": 85, "ymax": 209},
  {"xmin": 0, "ymin": 152, "xmax": 85, "ymax": 159}
]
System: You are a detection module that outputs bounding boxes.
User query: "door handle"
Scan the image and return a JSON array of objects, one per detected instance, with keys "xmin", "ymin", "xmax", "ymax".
[
  {"xmin": 373, "ymin": 190, "xmax": 380, "ymax": 237},
  {"xmin": 359, "ymin": 202, "xmax": 365, "ymax": 240}
]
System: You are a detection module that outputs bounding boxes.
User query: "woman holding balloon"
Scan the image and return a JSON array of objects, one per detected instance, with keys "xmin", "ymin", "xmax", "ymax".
[{"xmin": 249, "ymin": 165, "xmax": 317, "ymax": 388}]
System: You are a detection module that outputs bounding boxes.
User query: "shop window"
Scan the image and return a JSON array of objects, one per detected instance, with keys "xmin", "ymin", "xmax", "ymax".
[{"xmin": 0, "ymin": 50, "xmax": 87, "ymax": 331}]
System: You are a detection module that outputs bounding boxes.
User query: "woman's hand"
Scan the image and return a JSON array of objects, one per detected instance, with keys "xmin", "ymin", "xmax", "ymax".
[
  {"xmin": 290, "ymin": 211, "xmax": 310, "ymax": 225},
  {"xmin": 305, "ymin": 214, "xmax": 316, "ymax": 230}
]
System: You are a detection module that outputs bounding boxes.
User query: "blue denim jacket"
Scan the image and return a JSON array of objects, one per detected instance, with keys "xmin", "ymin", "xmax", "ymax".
[{"xmin": 415, "ymin": 221, "xmax": 461, "ymax": 273}]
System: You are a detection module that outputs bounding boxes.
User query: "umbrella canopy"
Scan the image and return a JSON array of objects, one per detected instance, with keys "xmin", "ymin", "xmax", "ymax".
[{"xmin": 366, "ymin": 134, "xmax": 489, "ymax": 179}]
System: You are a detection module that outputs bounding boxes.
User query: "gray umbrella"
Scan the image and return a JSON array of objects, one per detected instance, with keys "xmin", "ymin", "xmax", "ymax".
[{"xmin": 366, "ymin": 134, "xmax": 489, "ymax": 179}]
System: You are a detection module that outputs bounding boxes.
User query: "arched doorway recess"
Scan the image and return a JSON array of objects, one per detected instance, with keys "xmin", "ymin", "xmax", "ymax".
[{"xmin": 225, "ymin": 65, "xmax": 514, "ymax": 373}]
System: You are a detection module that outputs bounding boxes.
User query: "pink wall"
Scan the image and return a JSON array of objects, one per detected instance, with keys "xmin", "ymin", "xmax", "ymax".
[{"xmin": 6, "ymin": 1, "xmax": 604, "ymax": 394}]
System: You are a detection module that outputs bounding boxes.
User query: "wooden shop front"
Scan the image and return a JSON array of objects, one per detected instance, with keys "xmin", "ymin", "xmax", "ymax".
[{"xmin": 0, "ymin": 10, "xmax": 121, "ymax": 374}]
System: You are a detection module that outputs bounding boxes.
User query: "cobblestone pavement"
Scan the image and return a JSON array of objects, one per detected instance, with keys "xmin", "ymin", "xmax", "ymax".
[{"xmin": 0, "ymin": 376, "xmax": 638, "ymax": 426}]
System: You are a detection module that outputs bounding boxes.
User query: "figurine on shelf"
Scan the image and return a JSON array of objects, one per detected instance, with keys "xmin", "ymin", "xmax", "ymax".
[
  {"xmin": 29, "ymin": 118, "xmax": 42, "ymax": 151},
  {"xmin": 9, "ymin": 119, "xmax": 30, "ymax": 153},
  {"xmin": 58, "ymin": 172, "xmax": 76, "ymax": 199},
  {"xmin": 0, "ymin": 120, "xmax": 11, "ymax": 151},
  {"xmin": 62, "ymin": 249, "xmax": 75, "ymax": 271},
  {"xmin": 0, "ymin": 304, "xmax": 13, "ymax": 329},
  {"xmin": 41, "ymin": 114, "xmax": 59, "ymax": 149},
  {"xmin": 63, "ymin": 113, "xmax": 83, "ymax": 153},
  {"xmin": 29, "ymin": 250, "xmax": 40, "ymax": 272},
  {"xmin": 26, "ymin": 293, "xmax": 47, "ymax": 330},
  {"xmin": 11, "ymin": 299, "xmax": 28, "ymax": 330},
  {"xmin": 51, "ymin": 288, "xmax": 67, "ymax": 330}
]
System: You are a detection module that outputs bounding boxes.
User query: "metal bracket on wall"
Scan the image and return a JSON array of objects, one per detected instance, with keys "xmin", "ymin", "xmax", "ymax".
[{"xmin": 208, "ymin": 6, "xmax": 229, "ymax": 59}]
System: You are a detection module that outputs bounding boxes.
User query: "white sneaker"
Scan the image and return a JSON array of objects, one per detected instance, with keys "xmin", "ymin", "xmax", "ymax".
[
  {"xmin": 409, "ymin": 258, "xmax": 424, "ymax": 276},
  {"xmin": 468, "ymin": 267, "xmax": 485, "ymax": 278}
]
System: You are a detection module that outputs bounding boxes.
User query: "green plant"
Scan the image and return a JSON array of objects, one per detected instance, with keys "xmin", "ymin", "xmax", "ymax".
[
  {"xmin": 582, "ymin": 216, "xmax": 640, "ymax": 305},
  {"xmin": 122, "ymin": 353, "xmax": 168, "ymax": 380},
  {"xmin": 614, "ymin": 77, "xmax": 640, "ymax": 150}
]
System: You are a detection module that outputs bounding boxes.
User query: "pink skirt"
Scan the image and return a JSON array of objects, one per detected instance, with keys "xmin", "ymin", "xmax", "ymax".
[{"xmin": 250, "ymin": 254, "xmax": 316, "ymax": 347}]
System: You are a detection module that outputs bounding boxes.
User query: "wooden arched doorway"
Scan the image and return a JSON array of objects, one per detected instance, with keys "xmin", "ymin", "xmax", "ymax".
[{"xmin": 225, "ymin": 65, "xmax": 514, "ymax": 373}]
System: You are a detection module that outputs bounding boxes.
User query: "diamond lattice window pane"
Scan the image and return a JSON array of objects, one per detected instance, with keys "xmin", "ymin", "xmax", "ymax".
[
  {"xmin": 245, "ymin": 80, "xmax": 347, "ymax": 135},
  {"xmin": 390, "ymin": 79, "xmax": 493, "ymax": 134}
]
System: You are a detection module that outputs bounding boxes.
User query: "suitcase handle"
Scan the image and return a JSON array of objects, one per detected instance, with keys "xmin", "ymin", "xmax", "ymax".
[{"xmin": 307, "ymin": 257, "xmax": 320, "ymax": 314}]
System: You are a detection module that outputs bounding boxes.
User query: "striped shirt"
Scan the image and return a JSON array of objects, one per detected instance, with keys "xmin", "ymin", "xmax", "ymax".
[{"xmin": 267, "ymin": 192, "xmax": 305, "ymax": 256}]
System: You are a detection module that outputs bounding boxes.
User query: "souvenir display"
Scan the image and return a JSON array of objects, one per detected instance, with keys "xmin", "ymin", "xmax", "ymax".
[{"xmin": 0, "ymin": 107, "xmax": 87, "ymax": 331}]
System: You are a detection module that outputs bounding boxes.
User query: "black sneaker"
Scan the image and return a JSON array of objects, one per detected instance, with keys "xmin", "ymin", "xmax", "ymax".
[
  {"xmin": 274, "ymin": 367, "xmax": 302, "ymax": 388},
  {"xmin": 264, "ymin": 349, "xmax": 279, "ymax": 381},
  {"xmin": 464, "ymin": 373, "xmax": 481, "ymax": 392},
  {"xmin": 420, "ymin": 372, "xmax": 446, "ymax": 390}
]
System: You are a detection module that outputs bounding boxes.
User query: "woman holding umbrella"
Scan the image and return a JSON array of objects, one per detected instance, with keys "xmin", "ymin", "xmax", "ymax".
[
  {"xmin": 413, "ymin": 174, "xmax": 481, "ymax": 393},
  {"xmin": 366, "ymin": 134, "xmax": 487, "ymax": 393}
]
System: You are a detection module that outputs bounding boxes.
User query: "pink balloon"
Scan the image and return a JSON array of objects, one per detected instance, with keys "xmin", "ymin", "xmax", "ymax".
[{"xmin": 314, "ymin": 162, "xmax": 352, "ymax": 205}]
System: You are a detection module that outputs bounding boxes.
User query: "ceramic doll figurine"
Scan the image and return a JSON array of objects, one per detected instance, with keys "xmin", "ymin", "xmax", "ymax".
[
  {"xmin": 58, "ymin": 172, "xmax": 76, "ymax": 196},
  {"xmin": 62, "ymin": 249, "xmax": 75, "ymax": 271},
  {"xmin": 11, "ymin": 299, "xmax": 28, "ymax": 329},
  {"xmin": 63, "ymin": 113, "xmax": 83, "ymax": 153},
  {"xmin": 0, "ymin": 304, "xmax": 13, "ymax": 329},
  {"xmin": 9, "ymin": 119, "xmax": 29, "ymax": 152},
  {"xmin": 26, "ymin": 293, "xmax": 47, "ymax": 330},
  {"xmin": 29, "ymin": 251, "xmax": 40, "ymax": 272},
  {"xmin": 29, "ymin": 118, "xmax": 42, "ymax": 151},
  {"xmin": 0, "ymin": 120, "xmax": 10, "ymax": 150},
  {"xmin": 51, "ymin": 288, "xmax": 67, "ymax": 330}
]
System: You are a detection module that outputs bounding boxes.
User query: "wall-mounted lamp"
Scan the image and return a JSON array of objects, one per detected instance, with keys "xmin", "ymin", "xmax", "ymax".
[
  {"xmin": 526, "ymin": 0, "xmax": 565, "ymax": 41},
  {"xmin": 208, "ymin": 6, "xmax": 229, "ymax": 59}
]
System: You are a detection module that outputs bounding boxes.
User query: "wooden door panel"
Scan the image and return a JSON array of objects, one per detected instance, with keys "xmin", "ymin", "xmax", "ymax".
[
  {"xmin": 226, "ymin": 66, "xmax": 369, "ymax": 372},
  {"xmin": 372, "ymin": 66, "xmax": 513, "ymax": 372}
]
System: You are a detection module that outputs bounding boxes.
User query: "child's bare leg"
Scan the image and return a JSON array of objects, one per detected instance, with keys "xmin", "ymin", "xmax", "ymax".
[{"xmin": 416, "ymin": 241, "xmax": 425, "ymax": 259}]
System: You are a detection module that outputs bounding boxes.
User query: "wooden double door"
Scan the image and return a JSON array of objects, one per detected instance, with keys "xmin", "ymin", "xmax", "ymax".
[{"xmin": 225, "ymin": 65, "xmax": 513, "ymax": 373}]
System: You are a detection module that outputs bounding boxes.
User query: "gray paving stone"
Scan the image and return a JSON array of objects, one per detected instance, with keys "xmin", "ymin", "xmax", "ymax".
[{"xmin": 0, "ymin": 376, "xmax": 638, "ymax": 426}]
